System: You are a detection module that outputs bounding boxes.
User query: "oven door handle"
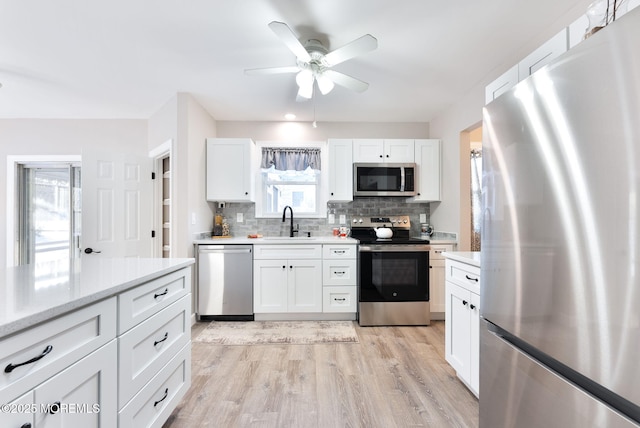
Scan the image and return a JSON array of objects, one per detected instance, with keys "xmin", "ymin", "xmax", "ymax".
[{"xmin": 359, "ymin": 245, "xmax": 430, "ymax": 252}]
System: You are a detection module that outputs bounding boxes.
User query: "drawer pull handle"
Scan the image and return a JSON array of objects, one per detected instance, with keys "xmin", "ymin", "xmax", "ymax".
[
  {"xmin": 154, "ymin": 388, "xmax": 169, "ymax": 407},
  {"xmin": 49, "ymin": 401, "xmax": 61, "ymax": 415},
  {"xmin": 462, "ymin": 300, "xmax": 468, "ymax": 306},
  {"xmin": 154, "ymin": 332, "xmax": 169, "ymax": 347},
  {"xmin": 470, "ymin": 304, "xmax": 476, "ymax": 310},
  {"xmin": 334, "ymin": 298, "xmax": 346, "ymax": 302},
  {"xmin": 154, "ymin": 288, "xmax": 169, "ymax": 299},
  {"xmin": 4, "ymin": 345, "xmax": 53, "ymax": 373},
  {"xmin": 334, "ymin": 271, "xmax": 345, "ymax": 275},
  {"xmin": 21, "ymin": 423, "xmax": 32, "ymax": 428},
  {"xmin": 465, "ymin": 275, "xmax": 479, "ymax": 282},
  {"xmin": 334, "ymin": 250, "xmax": 346, "ymax": 254}
]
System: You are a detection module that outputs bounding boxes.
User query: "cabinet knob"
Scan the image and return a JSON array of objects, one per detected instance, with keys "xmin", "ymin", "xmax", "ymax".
[
  {"xmin": 379, "ymin": 155, "xmax": 383, "ymax": 158},
  {"xmin": 245, "ymin": 192, "xmax": 248, "ymax": 195},
  {"xmin": 462, "ymin": 300, "xmax": 468, "ymax": 306},
  {"xmin": 331, "ymin": 192, "xmax": 334, "ymax": 195},
  {"xmin": 470, "ymin": 304, "xmax": 476, "ymax": 310}
]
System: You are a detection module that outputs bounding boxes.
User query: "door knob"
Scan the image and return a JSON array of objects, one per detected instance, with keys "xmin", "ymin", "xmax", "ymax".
[{"xmin": 84, "ymin": 248, "xmax": 102, "ymax": 254}]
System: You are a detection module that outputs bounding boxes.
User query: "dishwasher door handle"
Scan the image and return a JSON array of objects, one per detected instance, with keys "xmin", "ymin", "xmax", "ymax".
[{"xmin": 199, "ymin": 248, "xmax": 252, "ymax": 254}]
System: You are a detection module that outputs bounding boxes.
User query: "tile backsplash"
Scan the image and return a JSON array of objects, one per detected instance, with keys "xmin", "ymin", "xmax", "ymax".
[{"xmin": 210, "ymin": 198, "xmax": 432, "ymax": 238}]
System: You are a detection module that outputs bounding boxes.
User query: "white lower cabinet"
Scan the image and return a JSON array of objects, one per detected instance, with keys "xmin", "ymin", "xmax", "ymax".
[
  {"xmin": 35, "ymin": 340, "xmax": 117, "ymax": 428},
  {"xmin": 0, "ymin": 266, "xmax": 192, "ymax": 428},
  {"xmin": 254, "ymin": 245, "xmax": 323, "ymax": 313},
  {"xmin": 428, "ymin": 244, "xmax": 454, "ymax": 320},
  {"xmin": 445, "ymin": 258, "xmax": 480, "ymax": 397},
  {"xmin": 253, "ymin": 243, "xmax": 358, "ymax": 317}
]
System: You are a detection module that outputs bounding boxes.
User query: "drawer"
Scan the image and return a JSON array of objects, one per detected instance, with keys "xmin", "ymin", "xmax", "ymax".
[
  {"xmin": 323, "ymin": 259, "xmax": 357, "ymax": 286},
  {"xmin": 118, "ymin": 267, "xmax": 190, "ymax": 334},
  {"xmin": 118, "ymin": 343, "xmax": 191, "ymax": 428},
  {"xmin": 323, "ymin": 286, "xmax": 357, "ymax": 312},
  {"xmin": 429, "ymin": 245, "xmax": 453, "ymax": 260},
  {"xmin": 447, "ymin": 260, "xmax": 481, "ymax": 294},
  {"xmin": 0, "ymin": 297, "xmax": 116, "ymax": 405},
  {"xmin": 118, "ymin": 295, "xmax": 190, "ymax": 408},
  {"xmin": 322, "ymin": 244, "xmax": 357, "ymax": 259},
  {"xmin": 253, "ymin": 244, "xmax": 322, "ymax": 260}
]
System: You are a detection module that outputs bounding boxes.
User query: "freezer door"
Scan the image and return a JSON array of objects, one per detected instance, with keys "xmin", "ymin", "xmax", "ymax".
[
  {"xmin": 480, "ymin": 320, "xmax": 640, "ymax": 428},
  {"xmin": 482, "ymin": 6, "xmax": 640, "ymax": 408}
]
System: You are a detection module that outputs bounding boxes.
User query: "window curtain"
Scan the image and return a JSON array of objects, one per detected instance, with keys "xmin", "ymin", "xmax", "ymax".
[
  {"xmin": 470, "ymin": 149, "xmax": 482, "ymax": 252},
  {"xmin": 260, "ymin": 147, "xmax": 321, "ymax": 171}
]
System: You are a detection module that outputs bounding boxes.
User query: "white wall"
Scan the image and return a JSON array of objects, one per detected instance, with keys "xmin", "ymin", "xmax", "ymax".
[
  {"xmin": 0, "ymin": 119, "xmax": 147, "ymax": 268},
  {"xmin": 217, "ymin": 121, "xmax": 429, "ymax": 141}
]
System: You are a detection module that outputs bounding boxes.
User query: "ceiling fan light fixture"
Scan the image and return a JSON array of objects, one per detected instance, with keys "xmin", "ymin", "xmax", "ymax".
[{"xmin": 316, "ymin": 73, "xmax": 335, "ymax": 95}]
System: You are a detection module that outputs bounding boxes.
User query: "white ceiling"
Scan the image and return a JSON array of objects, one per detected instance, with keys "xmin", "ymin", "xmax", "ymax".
[{"xmin": 0, "ymin": 0, "xmax": 589, "ymax": 123}]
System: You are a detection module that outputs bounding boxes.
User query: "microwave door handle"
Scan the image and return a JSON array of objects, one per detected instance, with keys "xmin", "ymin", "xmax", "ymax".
[{"xmin": 400, "ymin": 167, "xmax": 405, "ymax": 191}]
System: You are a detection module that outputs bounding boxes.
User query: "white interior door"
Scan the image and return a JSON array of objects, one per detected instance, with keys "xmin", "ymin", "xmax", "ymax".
[{"xmin": 82, "ymin": 149, "xmax": 152, "ymax": 258}]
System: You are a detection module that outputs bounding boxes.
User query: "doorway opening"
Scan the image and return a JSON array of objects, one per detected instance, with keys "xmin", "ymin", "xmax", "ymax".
[
  {"xmin": 459, "ymin": 125, "xmax": 483, "ymax": 251},
  {"xmin": 16, "ymin": 162, "xmax": 81, "ymax": 265}
]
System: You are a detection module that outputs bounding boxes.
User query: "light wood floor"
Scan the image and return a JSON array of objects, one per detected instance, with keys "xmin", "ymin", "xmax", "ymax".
[{"xmin": 163, "ymin": 321, "xmax": 478, "ymax": 428}]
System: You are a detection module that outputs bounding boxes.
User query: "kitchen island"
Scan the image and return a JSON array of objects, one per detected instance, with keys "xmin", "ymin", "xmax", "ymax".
[{"xmin": 0, "ymin": 257, "xmax": 194, "ymax": 428}]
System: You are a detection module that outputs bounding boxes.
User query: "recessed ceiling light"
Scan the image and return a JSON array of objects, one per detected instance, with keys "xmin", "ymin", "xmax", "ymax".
[{"xmin": 284, "ymin": 113, "xmax": 296, "ymax": 120}]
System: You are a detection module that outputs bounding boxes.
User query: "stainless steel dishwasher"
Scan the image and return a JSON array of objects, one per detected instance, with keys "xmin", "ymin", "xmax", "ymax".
[{"xmin": 196, "ymin": 244, "xmax": 254, "ymax": 321}]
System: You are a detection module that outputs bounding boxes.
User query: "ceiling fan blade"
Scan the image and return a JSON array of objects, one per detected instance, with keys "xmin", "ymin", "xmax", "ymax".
[
  {"xmin": 324, "ymin": 34, "xmax": 377, "ymax": 67},
  {"xmin": 244, "ymin": 66, "xmax": 300, "ymax": 75},
  {"xmin": 323, "ymin": 70, "xmax": 369, "ymax": 93},
  {"xmin": 268, "ymin": 21, "xmax": 311, "ymax": 63}
]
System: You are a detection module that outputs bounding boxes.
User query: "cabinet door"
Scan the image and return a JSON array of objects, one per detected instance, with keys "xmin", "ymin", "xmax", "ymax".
[
  {"xmin": 327, "ymin": 139, "xmax": 353, "ymax": 201},
  {"xmin": 352, "ymin": 139, "xmax": 384, "ymax": 162},
  {"xmin": 1, "ymin": 390, "xmax": 34, "ymax": 428},
  {"xmin": 288, "ymin": 259, "xmax": 323, "ymax": 312},
  {"xmin": 485, "ymin": 64, "xmax": 518, "ymax": 103},
  {"xmin": 384, "ymin": 139, "xmax": 414, "ymax": 162},
  {"xmin": 35, "ymin": 340, "xmax": 117, "ymax": 428},
  {"xmin": 518, "ymin": 28, "xmax": 568, "ymax": 79},
  {"xmin": 429, "ymin": 258, "xmax": 446, "ymax": 318},
  {"xmin": 253, "ymin": 260, "xmax": 288, "ymax": 313},
  {"xmin": 409, "ymin": 139, "xmax": 441, "ymax": 202},
  {"xmin": 206, "ymin": 138, "xmax": 253, "ymax": 202},
  {"xmin": 445, "ymin": 282, "xmax": 471, "ymax": 382},
  {"xmin": 470, "ymin": 292, "xmax": 480, "ymax": 396}
]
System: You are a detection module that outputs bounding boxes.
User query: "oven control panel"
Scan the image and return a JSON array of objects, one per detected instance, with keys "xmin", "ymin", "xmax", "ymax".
[{"xmin": 351, "ymin": 215, "xmax": 411, "ymax": 229}]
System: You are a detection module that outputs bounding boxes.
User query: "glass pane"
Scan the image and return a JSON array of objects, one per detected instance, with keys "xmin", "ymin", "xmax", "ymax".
[{"xmin": 33, "ymin": 168, "xmax": 71, "ymax": 262}]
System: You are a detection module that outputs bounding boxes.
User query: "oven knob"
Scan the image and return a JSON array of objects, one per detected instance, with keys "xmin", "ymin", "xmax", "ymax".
[
  {"xmin": 403, "ymin": 219, "xmax": 408, "ymax": 224},
  {"xmin": 393, "ymin": 292, "xmax": 398, "ymax": 297},
  {"xmin": 352, "ymin": 218, "xmax": 357, "ymax": 224},
  {"xmin": 358, "ymin": 218, "xmax": 363, "ymax": 223}
]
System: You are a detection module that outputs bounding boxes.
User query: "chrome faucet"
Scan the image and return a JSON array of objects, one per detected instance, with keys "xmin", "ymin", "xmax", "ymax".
[{"xmin": 282, "ymin": 205, "xmax": 298, "ymax": 237}]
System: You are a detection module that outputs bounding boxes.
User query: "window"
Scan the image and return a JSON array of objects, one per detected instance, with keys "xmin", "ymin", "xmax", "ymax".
[
  {"xmin": 16, "ymin": 163, "xmax": 81, "ymax": 265},
  {"xmin": 261, "ymin": 166, "xmax": 320, "ymax": 216},
  {"xmin": 255, "ymin": 145, "xmax": 325, "ymax": 218}
]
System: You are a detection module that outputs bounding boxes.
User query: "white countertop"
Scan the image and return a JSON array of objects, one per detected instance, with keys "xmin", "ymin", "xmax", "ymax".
[
  {"xmin": 194, "ymin": 236, "xmax": 359, "ymax": 245},
  {"xmin": 442, "ymin": 251, "xmax": 481, "ymax": 267},
  {"xmin": 0, "ymin": 257, "xmax": 194, "ymax": 339},
  {"xmin": 194, "ymin": 236, "xmax": 455, "ymax": 245}
]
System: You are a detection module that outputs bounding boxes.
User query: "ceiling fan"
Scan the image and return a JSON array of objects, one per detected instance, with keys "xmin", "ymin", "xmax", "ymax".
[{"xmin": 245, "ymin": 21, "xmax": 377, "ymax": 100}]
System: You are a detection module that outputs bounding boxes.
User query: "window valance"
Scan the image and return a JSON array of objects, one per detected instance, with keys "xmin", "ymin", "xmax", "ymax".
[{"xmin": 260, "ymin": 147, "xmax": 321, "ymax": 171}]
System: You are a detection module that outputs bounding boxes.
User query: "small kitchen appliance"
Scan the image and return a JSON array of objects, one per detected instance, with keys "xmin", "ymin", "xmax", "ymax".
[{"xmin": 351, "ymin": 215, "xmax": 430, "ymax": 326}]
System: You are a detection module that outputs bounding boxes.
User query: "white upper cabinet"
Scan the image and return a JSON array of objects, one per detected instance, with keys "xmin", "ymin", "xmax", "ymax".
[
  {"xmin": 568, "ymin": 14, "xmax": 589, "ymax": 48},
  {"xmin": 409, "ymin": 139, "xmax": 441, "ymax": 202},
  {"xmin": 485, "ymin": 65, "xmax": 518, "ymax": 104},
  {"xmin": 518, "ymin": 28, "xmax": 568, "ymax": 79},
  {"xmin": 353, "ymin": 139, "xmax": 414, "ymax": 163},
  {"xmin": 327, "ymin": 139, "xmax": 353, "ymax": 202},
  {"xmin": 206, "ymin": 138, "xmax": 255, "ymax": 202}
]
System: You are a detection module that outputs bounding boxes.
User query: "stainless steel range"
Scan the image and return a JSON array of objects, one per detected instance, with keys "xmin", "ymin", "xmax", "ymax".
[{"xmin": 351, "ymin": 215, "xmax": 430, "ymax": 326}]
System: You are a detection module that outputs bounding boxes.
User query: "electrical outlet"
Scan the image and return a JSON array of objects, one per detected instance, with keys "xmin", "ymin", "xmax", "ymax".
[
  {"xmin": 339, "ymin": 214, "xmax": 346, "ymax": 224},
  {"xmin": 191, "ymin": 213, "xmax": 196, "ymax": 225},
  {"xmin": 420, "ymin": 213, "xmax": 427, "ymax": 223},
  {"xmin": 237, "ymin": 213, "xmax": 243, "ymax": 223},
  {"xmin": 328, "ymin": 213, "xmax": 335, "ymax": 224}
]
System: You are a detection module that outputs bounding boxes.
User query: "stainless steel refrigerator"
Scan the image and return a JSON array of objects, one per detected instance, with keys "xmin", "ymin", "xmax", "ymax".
[{"xmin": 481, "ymin": 7, "xmax": 640, "ymax": 427}]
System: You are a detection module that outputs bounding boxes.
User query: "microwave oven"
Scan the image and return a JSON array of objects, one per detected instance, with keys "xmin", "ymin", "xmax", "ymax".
[{"xmin": 353, "ymin": 163, "xmax": 417, "ymax": 197}]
